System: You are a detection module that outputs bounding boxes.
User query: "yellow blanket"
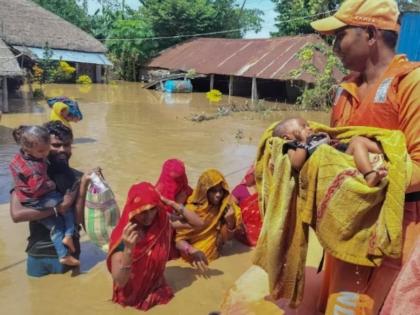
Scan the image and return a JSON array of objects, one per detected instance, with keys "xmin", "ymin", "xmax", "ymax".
[{"xmin": 253, "ymin": 121, "xmax": 411, "ymax": 307}]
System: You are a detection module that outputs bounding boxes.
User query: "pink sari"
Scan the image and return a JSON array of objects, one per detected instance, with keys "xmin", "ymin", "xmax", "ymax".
[{"xmin": 155, "ymin": 158, "xmax": 193, "ymax": 259}]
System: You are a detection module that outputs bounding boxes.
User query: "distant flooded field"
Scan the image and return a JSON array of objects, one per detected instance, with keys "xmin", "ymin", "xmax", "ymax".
[{"xmin": 0, "ymin": 82, "xmax": 328, "ymax": 314}]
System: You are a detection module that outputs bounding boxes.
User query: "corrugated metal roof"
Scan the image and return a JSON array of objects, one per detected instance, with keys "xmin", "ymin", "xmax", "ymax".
[
  {"xmin": 397, "ymin": 12, "xmax": 420, "ymax": 61},
  {"xmin": 147, "ymin": 35, "xmax": 338, "ymax": 82},
  {"xmin": 0, "ymin": 39, "xmax": 24, "ymax": 77},
  {"xmin": 13, "ymin": 46, "xmax": 112, "ymax": 66}
]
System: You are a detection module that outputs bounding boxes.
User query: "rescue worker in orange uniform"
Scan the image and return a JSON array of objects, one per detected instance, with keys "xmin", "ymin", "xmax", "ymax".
[{"xmin": 311, "ymin": 0, "xmax": 420, "ymax": 314}]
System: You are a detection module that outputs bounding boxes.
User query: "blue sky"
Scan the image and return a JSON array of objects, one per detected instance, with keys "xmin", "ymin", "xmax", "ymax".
[{"xmin": 87, "ymin": 0, "xmax": 276, "ymax": 38}]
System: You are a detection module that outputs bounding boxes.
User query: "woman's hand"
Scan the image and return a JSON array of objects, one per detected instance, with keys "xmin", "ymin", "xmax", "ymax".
[
  {"xmin": 189, "ymin": 248, "xmax": 208, "ymax": 272},
  {"xmin": 160, "ymin": 195, "xmax": 176, "ymax": 208},
  {"xmin": 122, "ymin": 222, "xmax": 140, "ymax": 250},
  {"xmin": 56, "ymin": 189, "xmax": 78, "ymax": 215},
  {"xmin": 160, "ymin": 196, "xmax": 181, "ymax": 212},
  {"xmin": 160, "ymin": 195, "xmax": 188, "ymax": 218},
  {"xmin": 223, "ymin": 205, "xmax": 236, "ymax": 230}
]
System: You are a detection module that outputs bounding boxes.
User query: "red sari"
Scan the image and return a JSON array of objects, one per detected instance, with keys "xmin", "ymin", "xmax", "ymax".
[
  {"xmin": 155, "ymin": 159, "xmax": 193, "ymax": 259},
  {"xmin": 155, "ymin": 158, "xmax": 193, "ymax": 214},
  {"xmin": 107, "ymin": 182, "xmax": 174, "ymax": 311},
  {"xmin": 232, "ymin": 165, "xmax": 262, "ymax": 247}
]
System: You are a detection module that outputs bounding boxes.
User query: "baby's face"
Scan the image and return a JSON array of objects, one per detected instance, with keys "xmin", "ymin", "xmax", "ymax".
[
  {"xmin": 287, "ymin": 118, "xmax": 313, "ymax": 142},
  {"xmin": 294, "ymin": 118, "xmax": 313, "ymax": 142},
  {"xmin": 27, "ymin": 141, "xmax": 50, "ymax": 160}
]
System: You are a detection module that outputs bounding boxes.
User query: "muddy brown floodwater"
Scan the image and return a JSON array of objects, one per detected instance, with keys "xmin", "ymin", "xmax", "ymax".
[{"xmin": 0, "ymin": 82, "xmax": 329, "ymax": 315}]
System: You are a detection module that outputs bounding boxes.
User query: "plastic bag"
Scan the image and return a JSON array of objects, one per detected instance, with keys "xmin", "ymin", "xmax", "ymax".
[{"xmin": 84, "ymin": 171, "xmax": 119, "ymax": 251}]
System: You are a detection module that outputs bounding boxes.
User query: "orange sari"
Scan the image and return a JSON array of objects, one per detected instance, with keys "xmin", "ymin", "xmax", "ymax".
[
  {"xmin": 107, "ymin": 182, "xmax": 173, "ymax": 311},
  {"xmin": 175, "ymin": 169, "xmax": 241, "ymax": 262}
]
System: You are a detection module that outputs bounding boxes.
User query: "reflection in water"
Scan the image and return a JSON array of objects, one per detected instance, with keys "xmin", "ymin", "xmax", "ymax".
[{"xmin": 0, "ymin": 83, "xmax": 329, "ymax": 314}]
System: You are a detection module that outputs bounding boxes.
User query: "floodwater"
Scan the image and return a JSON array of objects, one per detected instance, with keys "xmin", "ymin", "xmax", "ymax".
[{"xmin": 0, "ymin": 83, "xmax": 329, "ymax": 315}]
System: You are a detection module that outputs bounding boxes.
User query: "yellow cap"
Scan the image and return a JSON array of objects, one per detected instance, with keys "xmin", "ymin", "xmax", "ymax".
[{"xmin": 311, "ymin": 0, "xmax": 400, "ymax": 34}]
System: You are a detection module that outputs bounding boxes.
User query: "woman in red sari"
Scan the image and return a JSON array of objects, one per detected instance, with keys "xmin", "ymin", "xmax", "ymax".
[
  {"xmin": 155, "ymin": 159, "xmax": 198, "ymax": 259},
  {"xmin": 155, "ymin": 159, "xmax": 193, "ymax": 211},
  {"xmin": 107, "ymin": 182, "xmax": 174, "ymax": 311},
  {"xmin": 232, "ymin": 165, "xmax": 262, "ymax": 246}
]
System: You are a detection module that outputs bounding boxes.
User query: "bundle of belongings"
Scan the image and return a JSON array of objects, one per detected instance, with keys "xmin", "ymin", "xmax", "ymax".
[
  {"xmin": 253, "ymin": 121, "xmax": 412, "ymax": 308},
  {"xmin": 47, "ymin": 96, "xmax": 83, "ymax": 121},
  {"xmin": 84, "ymin": 170, "xmax": 120, "ymax": 251}
]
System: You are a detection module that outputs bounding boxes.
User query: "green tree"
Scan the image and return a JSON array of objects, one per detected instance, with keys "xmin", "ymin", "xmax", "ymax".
[
  {"xmin": 398, "ymin": 0, "xmax": 420, "ymax": 12},
  {"xmin": 290, "ymin": 43, "xmax": 346, "ymax": 110},
  {"xmin": 271, "ymin": 0, "xmax": 344, "ymax": 36},
  {"xmin": 140, "ymin": 0, "xmax": 263, "ymax": 50},
  {"xmin": 106, "ymin": 18, "xmax": 157, "ymax": 81},
  {"xmin": 32, "ymin": 0, "xmax": 92, "ymax": 32}
]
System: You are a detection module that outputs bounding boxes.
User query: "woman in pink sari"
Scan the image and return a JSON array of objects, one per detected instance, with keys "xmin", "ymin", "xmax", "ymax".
[
  {"xmin": 232, "ymin": 165, "xmax": 262, "ymax": 246},
  {"xmin": 155, "ymin": 159, "xmax": 198, "ymax": 259},
  {"xmin": 155, "ymin": 159, "xmax": 193, "ymax": 212}
]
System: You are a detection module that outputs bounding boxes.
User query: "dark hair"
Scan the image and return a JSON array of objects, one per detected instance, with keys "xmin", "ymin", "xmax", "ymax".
[
  {"xmin": 43, "ymin": 120, "xmax": 73, "ymax": 143},
  {"xmin": 381, "ymin": 30, "xmax": 398, "ymax": 49},
  {"xmin": 12, "ymin": 125, "xmax": 50, "ymax": 149}
]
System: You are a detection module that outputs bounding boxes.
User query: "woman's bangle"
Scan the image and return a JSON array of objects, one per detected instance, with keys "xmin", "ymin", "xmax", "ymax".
[
  {"xmin": 53, "ymin": 206, "xmax": 58, "ymax": 217},
  {"xmin": 181, "ymin": 243, "xmax": 194, "ymax": 255}
]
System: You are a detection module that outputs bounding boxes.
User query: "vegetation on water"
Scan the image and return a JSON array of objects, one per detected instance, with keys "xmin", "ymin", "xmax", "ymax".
[
  {"xmin": 188, "ymin": 100, "xmax": 287, "ymax": 122},
  {"xmin": 76, "ymin": 74, "xmax": 93, "ymax": 85}
]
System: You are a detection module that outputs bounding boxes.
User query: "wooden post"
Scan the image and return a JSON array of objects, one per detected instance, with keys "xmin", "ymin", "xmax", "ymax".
[
  {"xmin": 228, "ymin": 75, "xmax": 234, "ymax": 104},
  {"xmin": 251, "ymin": 77, "xmax": 258, "ymax": 105},
  {"xmin": 75, "ymin": 63, "xmax": 80, "ymax": 78},
  {"xmin": 95, "ymin": 64, "xmax": 102, "ymax": 83},
  {"xmin": 210, "ymin": 74, "xmax": 214, "ymax": 90},
  {"xmin": 105, "ymin": 66, "xmax": 109, "ymax": 84},
  {"xmin": 2, "ymin": 77, "xmax": 8, "ymax": 113}
]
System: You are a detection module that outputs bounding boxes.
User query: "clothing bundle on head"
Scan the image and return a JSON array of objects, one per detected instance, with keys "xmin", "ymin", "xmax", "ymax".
[
  {"xmin": 253, "ymin": 121, "xmax": 411, "ymax": 307},
  {"xmin": 107, "ymin": 182, "xmax": 173, "ymax": 311},
  {"xmin": 48, "ymin": 97, "xmax": 83, "ymax": 120},
  {"xmin": 175, "ymin": 169, "xmax": 241, "ymax": 262}
]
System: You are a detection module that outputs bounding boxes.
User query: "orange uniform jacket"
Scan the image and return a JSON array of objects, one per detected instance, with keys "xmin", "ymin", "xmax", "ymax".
[{"xmin": 331, "ymin": 55, "xmax": 420, "ymax": 193}]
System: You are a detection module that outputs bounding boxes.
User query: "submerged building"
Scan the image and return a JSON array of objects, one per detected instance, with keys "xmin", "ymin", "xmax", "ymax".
[
  {"xmin": 0, "ymin": 39, "xmax": 24, "ymax": 112},
  {"xmin": 0, "ymin": 0, "xmax": 111, "ymax": 111},
  {"xmin": 146, "ymin": 34, "xmax": 342, "ymax": 103}
]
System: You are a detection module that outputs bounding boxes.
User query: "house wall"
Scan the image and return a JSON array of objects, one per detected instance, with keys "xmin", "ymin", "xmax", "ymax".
[{"xmin": 76, "ymin": 63, "xmax": 104, "ymax": 83}]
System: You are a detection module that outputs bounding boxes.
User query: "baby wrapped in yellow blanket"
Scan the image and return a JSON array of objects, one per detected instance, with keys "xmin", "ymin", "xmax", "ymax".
[{"xmin": 253, "ymin": 121, "xmax": 412, "ymax": 307}]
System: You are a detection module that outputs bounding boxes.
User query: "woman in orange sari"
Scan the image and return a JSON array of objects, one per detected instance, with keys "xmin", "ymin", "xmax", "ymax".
[
  {"xmin": 232, "ymin": 165, "xmax": 262, "ymax": 246},
  {"xmin": 175, "ymin": 169, "xmax": 242, "ymax": 271},
  {"xmin": 107, "ymin": 182, "xmax": 173, "ymax": 311}
]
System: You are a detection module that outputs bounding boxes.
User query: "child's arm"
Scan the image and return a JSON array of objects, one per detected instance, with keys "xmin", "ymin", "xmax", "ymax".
[{"xmin": 287, "ymin": 146, "xmax": 308, "ymax": 171}]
